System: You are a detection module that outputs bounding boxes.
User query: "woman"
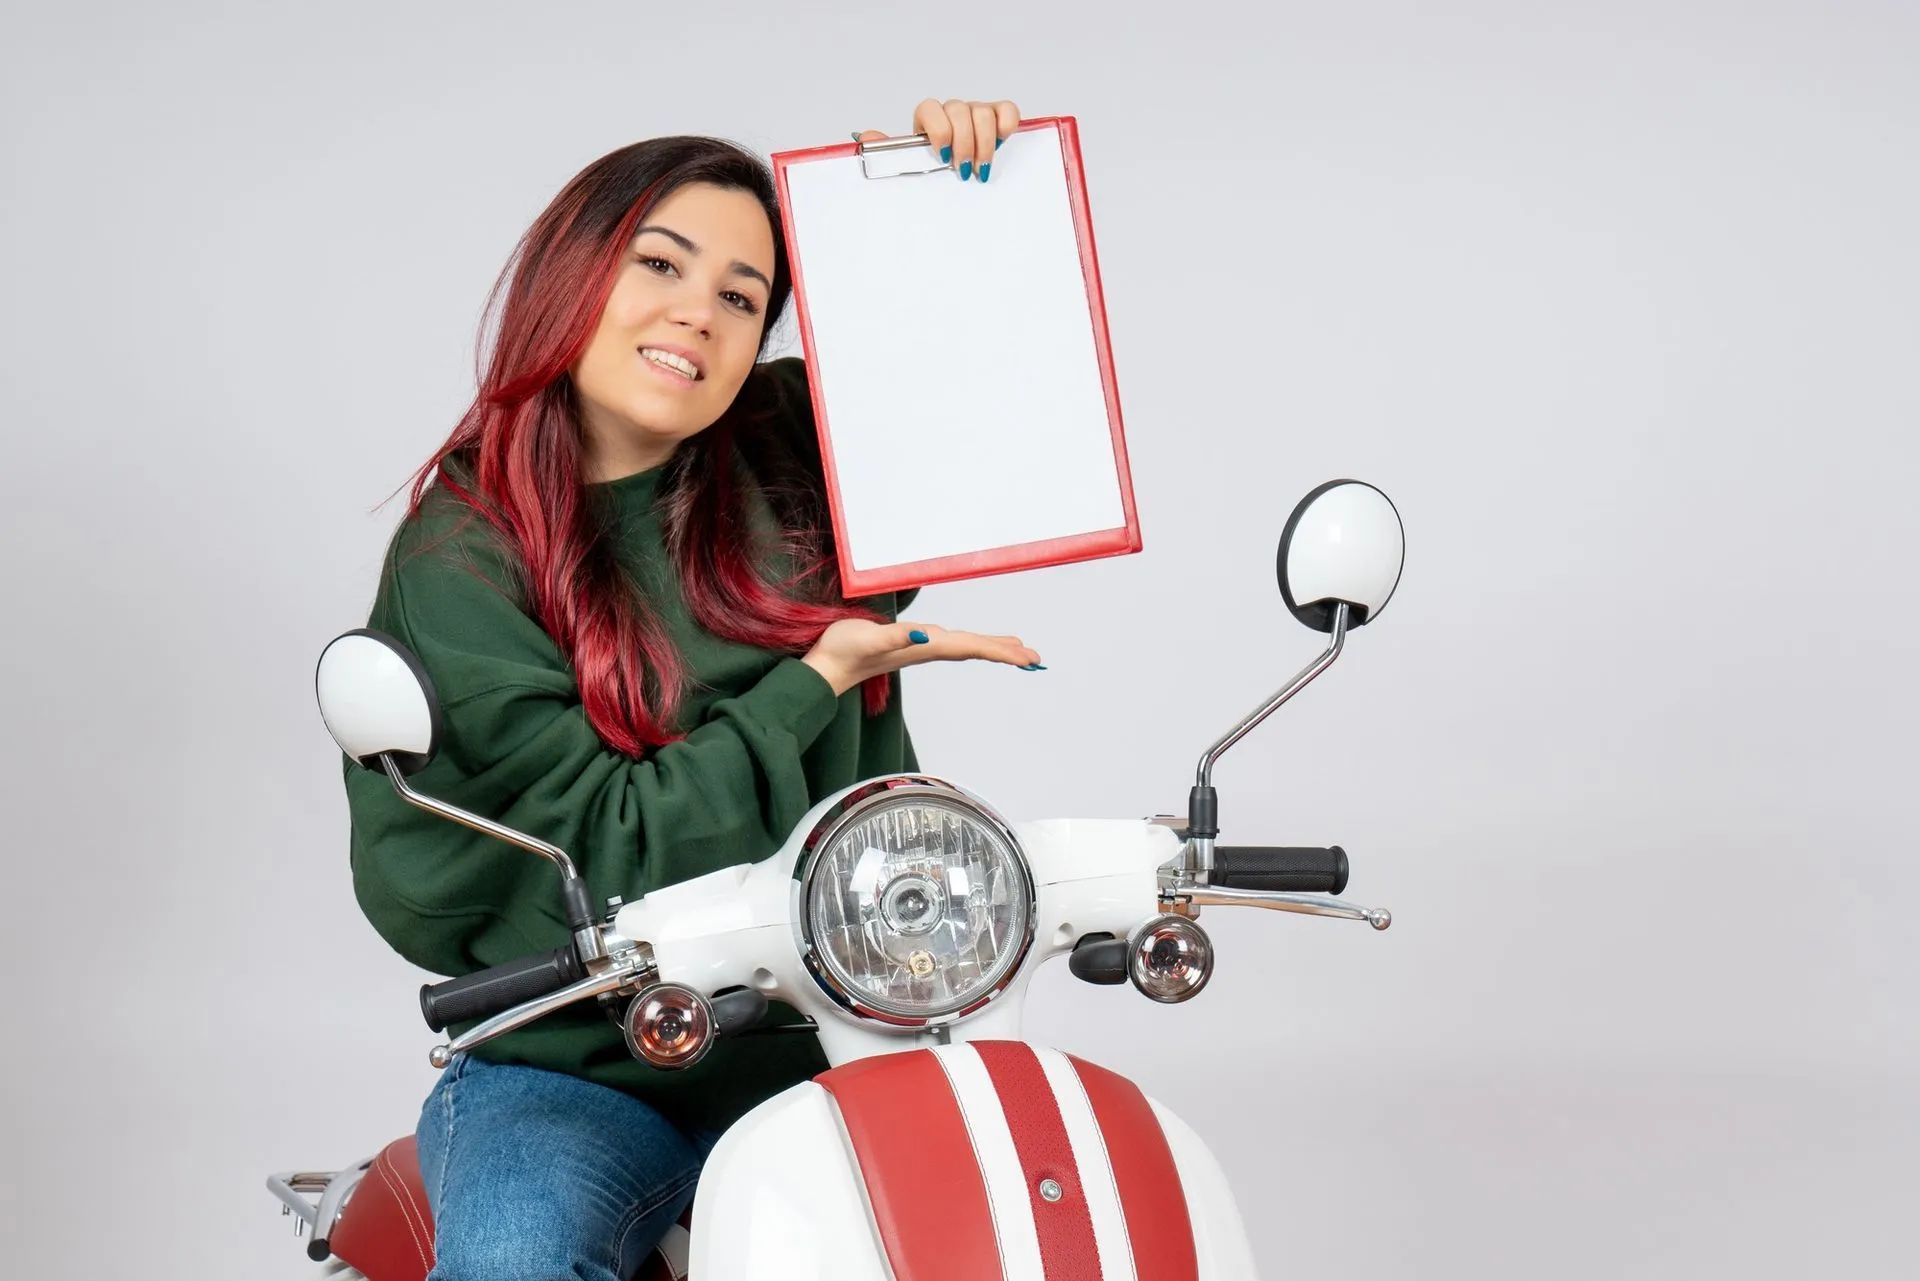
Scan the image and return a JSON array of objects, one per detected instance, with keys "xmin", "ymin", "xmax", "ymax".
[{"xmin": 344, "ymin": 98, "xmax": 1038, "ymax": 1279}]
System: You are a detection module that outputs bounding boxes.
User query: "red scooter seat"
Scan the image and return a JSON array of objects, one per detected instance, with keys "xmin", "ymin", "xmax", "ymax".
[
  {"xmin": 327, "ymin": 1137, "xmax": 434, "ymax": 1281},
  {"xmin": 327, "ymin": 1136, "xmax": 688, "ymax": 1281}
]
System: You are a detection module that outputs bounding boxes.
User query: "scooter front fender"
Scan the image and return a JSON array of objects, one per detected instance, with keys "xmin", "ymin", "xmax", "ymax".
[{"xmin": 689, "ymin": 1043, "xmax": 1256, "ymax": 1279}]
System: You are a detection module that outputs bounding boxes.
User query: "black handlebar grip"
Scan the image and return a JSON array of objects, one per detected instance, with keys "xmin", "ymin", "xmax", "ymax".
[
  {"xmin": 420, "ymin": 946, "xmax": 586, "ymax": 1032},
  {"xmin": 1211, "ymin": 845, "xmax": 1349, "ymax": 896}
]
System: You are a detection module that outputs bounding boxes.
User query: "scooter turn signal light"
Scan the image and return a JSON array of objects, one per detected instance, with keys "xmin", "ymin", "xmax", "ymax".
[
  {"xmin": 1127, "ymin": 915, "xmax": 1214, "ymax": 1003},
  {"xmin": 623, "ymin": 983, "xmax": 715, "ymax": 1069}
]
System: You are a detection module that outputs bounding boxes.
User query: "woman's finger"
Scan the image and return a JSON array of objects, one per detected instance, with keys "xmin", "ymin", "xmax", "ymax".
[
  {"xmin": 943, "ymin": 98, "xmax": 977, "ymax": 179},
  {"xmin": 969, "ymin": 103, "xmax": 999, "ymax": 181},
  {"xmin": 914, "ymin": 99, "xmax": 953, "ymax": 167},
  {"xmin": 909, "ymin": 628, "xmax": 1041, "ymax": 669},
  {"xmin": 992, "ymin": 100, "xmax": 1020, "ymax": 146},
  {"xmin": 980, "ymin": 633, "xmax": 1041, "ymax": 667},
  {"xmin": 886, "ymin": 620, "xmax": 939, "ymax": 651},
  {"xmin": 958, "ymin": 633, "xmax": 1043, "ymax": 668}
]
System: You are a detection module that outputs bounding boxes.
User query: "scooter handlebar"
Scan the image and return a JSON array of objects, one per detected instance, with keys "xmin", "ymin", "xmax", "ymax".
[
  {"xmin": 1210, "ymin": 845, "xmax": 1349, "ymax": 896},
  {"xmin": 420, "ymin": 947, "xmax": 587, "ymax": 1032}
]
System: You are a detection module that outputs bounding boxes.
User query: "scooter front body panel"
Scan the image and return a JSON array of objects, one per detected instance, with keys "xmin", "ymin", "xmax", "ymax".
[
  {"xmin": 689, "ymin": 1041, "xmax": 1256, "ymax": 1279},
  {"xmin": 686, "ymin": 1080, "xmax": 893, "ymax": 1280}
]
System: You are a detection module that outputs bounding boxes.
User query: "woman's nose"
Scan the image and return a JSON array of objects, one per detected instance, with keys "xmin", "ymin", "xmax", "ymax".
[{"xmin": 668, "ymin": 294, "xmax": 715, "ymax": 332}]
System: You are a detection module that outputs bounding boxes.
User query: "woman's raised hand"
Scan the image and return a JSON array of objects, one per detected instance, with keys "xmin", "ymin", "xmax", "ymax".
[
  {"xmin": 855, "ymin": 98, "xmax": 1021, "ymax": 182},
  {"xmin": 802, "ymin": 618, "xmax": 1043, "ymax": 697}
]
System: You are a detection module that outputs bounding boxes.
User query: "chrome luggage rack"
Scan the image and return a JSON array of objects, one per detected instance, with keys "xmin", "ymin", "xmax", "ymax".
[{"xmin": 267, "ymin": 1157, "xmax": 376, "ymax": 1267}]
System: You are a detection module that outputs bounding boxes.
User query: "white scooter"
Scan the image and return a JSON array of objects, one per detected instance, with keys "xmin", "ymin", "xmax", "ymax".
[{"xmin": 269, "ymin": 479, "xmax": 1404, "ymax": 1280}]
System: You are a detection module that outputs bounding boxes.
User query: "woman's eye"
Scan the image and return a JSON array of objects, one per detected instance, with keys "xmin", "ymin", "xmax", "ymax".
[{"xmin": 637, "ymin": 256, "xmax": 760, "ymax": 315}]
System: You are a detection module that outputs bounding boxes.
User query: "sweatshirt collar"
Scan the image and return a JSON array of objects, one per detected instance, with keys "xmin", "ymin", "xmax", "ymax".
[{"xmin": 587, "ymin": 459, "xmax": 669, "ymax": 516}]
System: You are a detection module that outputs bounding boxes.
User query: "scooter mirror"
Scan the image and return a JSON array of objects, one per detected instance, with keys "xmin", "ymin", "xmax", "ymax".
[
  {"xmin": 1277, "ymin": 480, "xmax": 1405, "ymax": 633},
  {"xmin": 315, "ymin": 629, "xmax": 444, "ymax": 776}
]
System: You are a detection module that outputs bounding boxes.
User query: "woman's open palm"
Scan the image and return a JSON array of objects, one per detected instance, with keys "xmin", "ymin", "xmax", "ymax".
[{"xmin": 802, "ymin": 619, "xmax": 1042, "ymax": 696}]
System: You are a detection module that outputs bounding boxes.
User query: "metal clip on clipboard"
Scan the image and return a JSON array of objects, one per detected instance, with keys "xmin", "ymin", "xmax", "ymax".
[{"xmin": 850, "ymin": 131, "xmax": 960, "ymax": 181}]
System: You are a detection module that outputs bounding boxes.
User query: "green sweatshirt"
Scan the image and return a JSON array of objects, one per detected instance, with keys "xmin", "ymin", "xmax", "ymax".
[{"xmin": 343, "ymin": 357, "xmax": 918, "ymax": 1133}]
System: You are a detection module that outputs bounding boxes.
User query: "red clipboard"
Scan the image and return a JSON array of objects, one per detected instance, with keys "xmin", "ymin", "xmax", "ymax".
[{"xmin": 771, "ymin": 115, "xmax": 1142, "ymax": 598}]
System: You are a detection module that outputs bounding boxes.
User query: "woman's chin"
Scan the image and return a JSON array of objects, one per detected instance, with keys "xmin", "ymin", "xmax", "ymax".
[{"xmin": 622, "ymin": 408, "xmax": 708, "ymax": 450}]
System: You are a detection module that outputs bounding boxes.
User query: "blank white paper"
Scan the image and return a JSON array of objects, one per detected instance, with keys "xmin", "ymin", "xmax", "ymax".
[{"xmin": 781, "ymin": 126, "xmax": 1127, "ymax": 575}]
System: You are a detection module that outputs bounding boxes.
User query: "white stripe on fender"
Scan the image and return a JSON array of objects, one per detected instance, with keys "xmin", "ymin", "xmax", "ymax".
[
  {"xmin": 934, "ymin": 1045, "xmax": 1045, "ymax": 1281},
  {"xmin": 1036, "ymin": 1047, "xmax": 1137, "ymax": 1280}
]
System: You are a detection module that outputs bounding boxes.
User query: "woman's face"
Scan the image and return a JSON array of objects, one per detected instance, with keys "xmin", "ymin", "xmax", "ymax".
[{"xmin": 571, "ymin": 181, "xmax": 776, "ymax": 480}]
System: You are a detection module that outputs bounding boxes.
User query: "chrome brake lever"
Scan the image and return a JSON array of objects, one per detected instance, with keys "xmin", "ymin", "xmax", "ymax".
[
  {"xmin": 1177, "ymin": 883, "xmax": 1391, "ymax": 930},
  {"xmin": 1159, "ymin": 869, "xmax": 1392, "ymax": 930}
]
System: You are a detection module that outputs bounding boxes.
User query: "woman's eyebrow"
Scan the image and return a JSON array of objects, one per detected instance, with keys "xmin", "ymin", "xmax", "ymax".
[{"xmin": 633, "ymin": 224, "xmax": 771, "ymax": 291}]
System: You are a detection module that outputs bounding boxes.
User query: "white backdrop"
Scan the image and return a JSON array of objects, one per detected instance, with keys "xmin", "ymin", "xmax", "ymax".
[{"xmin": 2, "ymin": 2, "xmax": 1914, "ymax": 1277}]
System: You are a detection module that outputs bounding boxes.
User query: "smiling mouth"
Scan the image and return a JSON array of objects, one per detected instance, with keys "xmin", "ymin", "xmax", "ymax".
[{"xmin": 638, "ymin": 348, "xmax": 703, "ymax": 381}]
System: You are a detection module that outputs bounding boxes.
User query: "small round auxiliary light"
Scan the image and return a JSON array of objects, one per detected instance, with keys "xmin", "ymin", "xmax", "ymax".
[
  {"xmin": 1127, "ymin": 915, "xmax": 1215, "ymax": 1004},
  {"xmin": 623, "ymin": 983, "xmax": 715, "ymax": 1069}
]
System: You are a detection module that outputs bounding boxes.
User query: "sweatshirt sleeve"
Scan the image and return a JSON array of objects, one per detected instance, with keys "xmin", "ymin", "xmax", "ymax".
[{"xmin": 344, "ymin": 495, "xmax": 841, "ymax": 978}]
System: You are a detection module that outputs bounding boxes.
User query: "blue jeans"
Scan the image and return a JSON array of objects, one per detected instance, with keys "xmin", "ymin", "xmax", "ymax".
[{"xmin": 415, "ymin": 1053, "xmax": 720, "ymax": 1281}]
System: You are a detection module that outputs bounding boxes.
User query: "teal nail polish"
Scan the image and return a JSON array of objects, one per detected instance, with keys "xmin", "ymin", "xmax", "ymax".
[
  {"xmin": 979, "ymin": 163, "xmax": 991, "ymax": 184},
  {"xmin": 909, "ymin": 630, "xmax": 930, "ymax": 644},
  {"xmin": 1019, "ymin": 663, "xmax": 1046, "ymax": 671},
  {"xmin": 940, "ymin": 145, "xmax": 952, "ymax": 164},
  {"xmin": 959, "ymin": 161, "xmax": 972, "ymax": 181}
]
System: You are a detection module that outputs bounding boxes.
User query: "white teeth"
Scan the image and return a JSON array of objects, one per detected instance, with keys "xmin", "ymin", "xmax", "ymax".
[{"xmin": 640, "ymin": 348, "xmax": 698, "ymax": 379}]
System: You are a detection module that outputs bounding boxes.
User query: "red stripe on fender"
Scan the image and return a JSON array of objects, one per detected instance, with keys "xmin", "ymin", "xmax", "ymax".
[
  {"xmin": 974, "ymin": 1041, "xmax": 1103, "ymax": 1279},
  {"xmin": 816, "ymin": 1051, "xmax": 1004, "ymax": 1281},
  {"xmin": 1068, "ymin": 1055, "xmax": 1198, "ymax": 1281}
]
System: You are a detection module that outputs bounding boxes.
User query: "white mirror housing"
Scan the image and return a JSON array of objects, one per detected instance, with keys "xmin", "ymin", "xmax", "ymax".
[
  {"xmin": 315, "ymin": 629, "xmax": 443, "ymax": 775},
  {"xmin": 1278, "ymin": 480, "xmax": 1405, "ymax": 632}
]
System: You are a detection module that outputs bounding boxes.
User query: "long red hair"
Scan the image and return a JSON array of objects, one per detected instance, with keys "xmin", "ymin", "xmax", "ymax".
[{"xmin": 398, "ymin": 136, "xmax": 888, "ymax": 757}]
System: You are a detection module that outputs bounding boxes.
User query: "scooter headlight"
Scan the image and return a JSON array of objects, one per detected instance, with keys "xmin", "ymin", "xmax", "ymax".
[{"xmin": 798, "ymin": 778, "xmax": 1035, "ymax": 1025}]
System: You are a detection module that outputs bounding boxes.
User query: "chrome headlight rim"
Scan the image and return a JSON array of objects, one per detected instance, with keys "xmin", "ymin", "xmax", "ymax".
[{"xmin": 793, "ymin": 774, "xmax": 1036, "ymax": 1029}]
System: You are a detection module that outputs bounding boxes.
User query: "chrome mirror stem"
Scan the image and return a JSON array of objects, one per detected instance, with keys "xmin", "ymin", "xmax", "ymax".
[
  {"xmin": 381, "ymin": 754, "xmax": 580, "ymax": 880},
  {"xmin": 380, "ymin": 754, "xmax": 602, "ymax": 957},
  {"xmin": 1187, "ymin": 602, "xmax": 1350, "ymax": 869},
  {"xmin": 1196, "ymin": 601, "xmax": 1350, "ymax": 790}
]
